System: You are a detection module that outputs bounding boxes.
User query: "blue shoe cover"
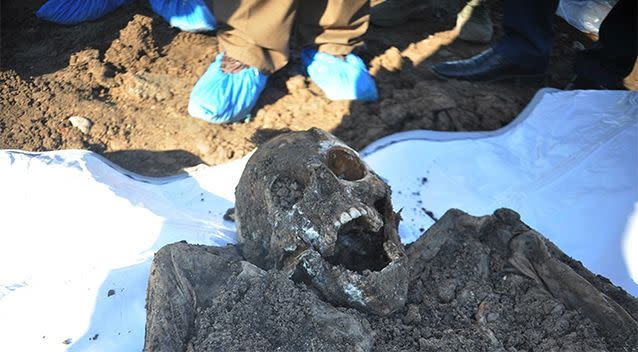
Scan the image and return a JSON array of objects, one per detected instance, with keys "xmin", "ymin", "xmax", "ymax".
[
  {"xmin": 149, "ymin": 0, "xmax": 216, "ymax": 32},
  {"xmin": 301, "ymin": 49, "xmax": 378, "ymax": 101},
  {"xmin": 188, "ymin": 53, "xmax": 268, "ymax": 124},
  {"xmin": 36, "ymin": 0, "xmax": 130, "ymax": 25}
]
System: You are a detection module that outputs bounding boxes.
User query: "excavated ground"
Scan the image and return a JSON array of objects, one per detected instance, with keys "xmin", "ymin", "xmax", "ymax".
[{"xmin": 1, "ymin": 0, "xmax": 588, "ymax": 176}]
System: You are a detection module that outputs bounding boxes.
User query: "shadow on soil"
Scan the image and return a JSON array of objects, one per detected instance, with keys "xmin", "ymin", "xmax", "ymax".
[
  {"xmin": 1, "ymin": 1, "xmax": 177, "ymax": 78},
  {"xmin": 103, "ymin": 149, "xmax": 205, "ymax": 176}
]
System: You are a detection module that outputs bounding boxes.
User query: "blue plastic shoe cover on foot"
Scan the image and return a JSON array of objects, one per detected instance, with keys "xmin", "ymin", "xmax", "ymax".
[
  {"xmin": 149, "ymin": 0, "xmax": 216, "ymax": 32},
  {"xmin": 36, "ymin": 0, "xmax": 130, "ymax": 25},
  {"xmin": 188, "ymin": 53, "xmax": 268, "ymax": 124},
  {"xmin": 301, "ymin": 49, "xmax": 378, "ymax": 101}
]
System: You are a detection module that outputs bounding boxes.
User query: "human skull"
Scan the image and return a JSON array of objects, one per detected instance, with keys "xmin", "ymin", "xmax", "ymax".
[{"xmin": 235, "ymin": 128, "xmax": 408, "ymax": 315}]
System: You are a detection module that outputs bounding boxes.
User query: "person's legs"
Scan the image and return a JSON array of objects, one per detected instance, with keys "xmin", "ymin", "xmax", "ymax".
[
  {"xmin": 189, "ymin": 0, "xmax": 297, "ymax": 123},
  {"xmin": 572, "ymin": 0, "xmax": 637, "ymax": 89},
  {"xmin": 495, "ymin": 0, "xmax": 558, "ymax": 65},
  {"xmin": 297, "ymin": 0, "xmax": 378, "ymax": 101},
  {"xmin": 297, "ymin": 0, "xmax": 369, "ymax": 57},
  {"xmin": 431, "ymin": 0, "xmax": 558, "ymax": 81},
  {"xmin": 211, "ymin": 0, "xmax": 297, "ymax": 75},
  {"xmin": 597, "ymin": 0, "xmax": 637, "ymax": 59}
]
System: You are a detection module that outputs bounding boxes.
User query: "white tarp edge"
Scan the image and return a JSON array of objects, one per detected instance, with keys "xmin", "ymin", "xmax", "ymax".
[{"xmin": 0, "ymin": 88, "xmax": 636, "ymax": 351}]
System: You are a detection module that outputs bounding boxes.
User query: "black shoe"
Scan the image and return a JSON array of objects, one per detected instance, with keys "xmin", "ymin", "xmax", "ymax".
[{"xmin": 430, "ymin": 48, "xmax": 546, "ymax": 82}]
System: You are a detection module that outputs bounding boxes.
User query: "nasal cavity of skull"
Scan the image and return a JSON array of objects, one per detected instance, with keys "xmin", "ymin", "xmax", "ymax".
[
  {"xmin": 271, "ymin": 176, "xmax": 305, "ymax": 210},
  {"xmin": 325, "ymin": 147, "xmax": 365, "ymax": 181},
  {"xmin": 326, "ymin": 217, "xmax": 390, "ymax": 273}
]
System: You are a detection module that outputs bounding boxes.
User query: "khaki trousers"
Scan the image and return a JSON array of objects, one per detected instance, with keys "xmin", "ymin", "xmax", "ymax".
[{"xmin": 205, "ymin": 0, "xmax": 370, "ymax": 74}]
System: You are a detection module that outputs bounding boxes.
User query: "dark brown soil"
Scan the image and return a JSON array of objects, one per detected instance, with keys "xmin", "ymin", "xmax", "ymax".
[{"xmin": 1, "ymin": 0, "xmax": 589, "ymax": 176}]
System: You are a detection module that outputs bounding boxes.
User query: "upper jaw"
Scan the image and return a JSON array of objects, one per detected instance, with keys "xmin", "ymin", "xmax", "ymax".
[{"xmin": 332, "ymin": 205, "xmax": 383, "ymax": 233}]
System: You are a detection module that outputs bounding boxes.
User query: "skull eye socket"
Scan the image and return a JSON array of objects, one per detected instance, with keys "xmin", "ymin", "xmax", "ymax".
[
  {"xmin": 325, "ymin": 147, "xmax": 365, "ymax": 181},
  {"xmin": 270, "ymin": 176, "xmax": 305, "ymax": 209}
]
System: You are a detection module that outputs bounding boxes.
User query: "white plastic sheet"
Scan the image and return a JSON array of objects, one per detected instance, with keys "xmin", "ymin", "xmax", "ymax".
[
  {"xmin": 0, "ymin": 152, "xmax": 245, "ymax": 351},
  {"xmin": 0, "ymin": 88, "xmax": 636, "ymax": 351},
  {"xmin": 556, "ymin": 0, "xmax": 617, "ymax": 35},
  {"xmin": 362, "ymin": 89, "xmax": 638, "ymax": 296}
]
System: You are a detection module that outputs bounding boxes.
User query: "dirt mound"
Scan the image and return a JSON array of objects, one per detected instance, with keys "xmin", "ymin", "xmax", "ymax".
[
  {"xmin": 373, "ymin": 209, "xmax": 637, "ymax": 351},
  {"xmin": 1, "ymin": 1, "xmax": 587, "ymax": 176},
  {"xmin": 190, "ymin": 271, "xmax": 374, "ymax": 352},
  {"xmin": 144, "ymin": 209, "xmax": 637, "ymax": 352}
]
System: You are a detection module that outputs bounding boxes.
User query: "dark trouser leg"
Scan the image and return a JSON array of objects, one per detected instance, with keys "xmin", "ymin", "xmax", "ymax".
[
  {"xmin": 598, "ymin": 0, "xmax": 637, "ymax": 58},
  {"xmin": 495, "ymin": 0, "xmax": 559, "ymax": 69},
  {"xmin": 573, "ymin": 0, "xmax": 637, "ymax": 89}
]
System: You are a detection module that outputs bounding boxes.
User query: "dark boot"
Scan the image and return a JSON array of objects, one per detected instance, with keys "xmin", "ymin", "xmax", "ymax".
[{"xmin": 430, "ymin": 47, "xmax": 546, "ymax": 82}]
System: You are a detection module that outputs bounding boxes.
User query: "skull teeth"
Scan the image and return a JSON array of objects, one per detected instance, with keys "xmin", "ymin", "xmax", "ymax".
[
  {"xmin": 334, "ymin": 206, "xmax": 383, "ymax": 232},
  {"xmin": 340, "ymin": 212, "xmax": 352, "ymax": 224},
  {"xmin": 365, "ymin": 206, "xmax": 384, "ymax": 231}
]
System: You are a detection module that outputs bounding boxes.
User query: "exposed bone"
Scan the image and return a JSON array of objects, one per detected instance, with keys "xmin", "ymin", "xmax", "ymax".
[
  {"xmin": 340, "ymin": 212, "xmax": 352, "ymax": 224},
  {"xmin": 235, "ymin": 128, "xmax": 409, "ymax": 315}
]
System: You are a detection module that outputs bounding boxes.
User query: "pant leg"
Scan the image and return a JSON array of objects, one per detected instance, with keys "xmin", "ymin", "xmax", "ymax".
[
  {"xmin": 574, "ymin": 0, "xmax": 637, "ymax": 88},
  {"xmin": 495, "ymin": 0, "xmax": 559, "ymax": 67},
  {"xmin": 206, "ymin": 0, "xmax": 297, "ymax": 74},
  {"xmin": 598, "ymin": 0, "xmax": 637, "ymax": 61},
  {"xmin": 296, "ymin": 0, "xmax": 370, "ymax": 56}
]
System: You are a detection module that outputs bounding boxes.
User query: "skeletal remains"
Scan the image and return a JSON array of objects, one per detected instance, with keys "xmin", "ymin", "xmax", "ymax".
[
  {"xmin": 235, "ymin": 128, "xmax": 409, "ymax": 315},
  {"xmin": 144, "ymin": 129, "xmax": 637, "ymax": 352}
]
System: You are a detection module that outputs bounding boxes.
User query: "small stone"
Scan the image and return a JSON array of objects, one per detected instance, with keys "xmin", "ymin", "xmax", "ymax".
[
  {"xmin": 107, "ymin": 289, "xmax": 115, "ymax": 297},
  {"xmin": 68, "ymin": 116, "xmax": 92, "ymax": 135},
  {"xmin": 62, "ymin": 338, "xmax": 72, "ymax": 345}
]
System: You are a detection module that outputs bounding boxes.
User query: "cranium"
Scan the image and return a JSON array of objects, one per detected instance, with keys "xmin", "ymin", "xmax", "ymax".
[{"xmin": 235, "ymin": 128, "xmax": 408, "ymax": 315}]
